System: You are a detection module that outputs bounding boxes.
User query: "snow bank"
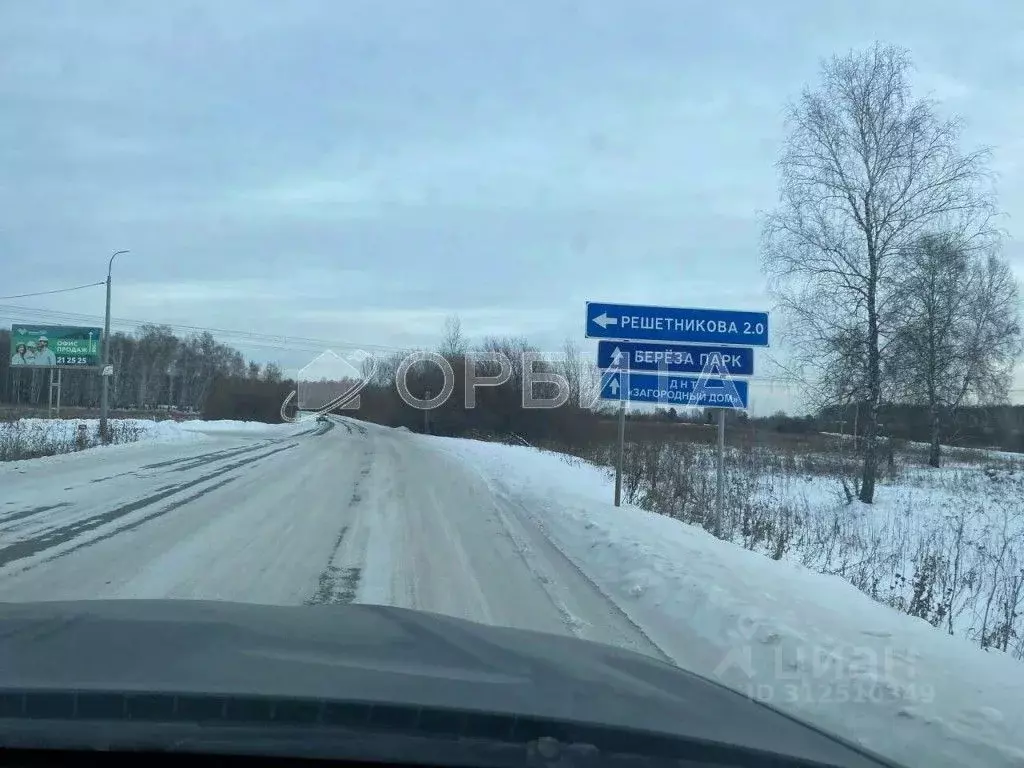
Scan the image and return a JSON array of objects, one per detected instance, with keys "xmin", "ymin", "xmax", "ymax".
[
  {"xmin": 177, "ymin": 419, "xmax": 307, "ymax": 435},
  {"xmin": 0, "ymin": 418, "xmax": 307, "ymax": 463},
  {"xmin": 470, "ymin": 433, "xmax": 1023, "ymax": 654},
  {"xmin": 6, "ymin": 417, "xmax": 305, "ymax": 440},
  {"xmin": 434, "ymin": 436, "xmax": 1024, "ymax": 768},
  {"xmin": 5, "ymin": 418, "xmax": 304, "ymax": 441},
  {"xmin": 6, "ymin": 417, "xmax": 193, "ymax": 443}
]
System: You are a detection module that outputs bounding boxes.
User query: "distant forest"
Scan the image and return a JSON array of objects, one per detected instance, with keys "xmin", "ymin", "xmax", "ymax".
[{"xmin": 2, "ymin": 326, "xmax": 1021, "ymax": 453}]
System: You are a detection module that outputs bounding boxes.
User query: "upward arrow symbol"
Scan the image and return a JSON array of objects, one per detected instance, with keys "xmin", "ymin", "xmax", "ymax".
[
  {"xmin": 609, "ymin": 376, "xmax": 620, "ymax": 396},
  {"xmin": 611, "ymin": 346, "xmax": 624, "ymax": 366}
]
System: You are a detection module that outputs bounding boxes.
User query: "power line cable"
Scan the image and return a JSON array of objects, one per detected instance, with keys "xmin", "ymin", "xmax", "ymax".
[{"xmin": 0, "ymin": 281, "xmax": 105, "ymax": 300}]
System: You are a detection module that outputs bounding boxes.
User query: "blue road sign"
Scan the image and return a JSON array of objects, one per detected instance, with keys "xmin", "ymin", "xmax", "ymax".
[
  {"xmin": 599, "ymin": 371, "xmax": 749, "ymax": 409},
  {"xmin": 586, "ymin": 301, "xmax": 769, "ymax": 347},
  {"xmin": 597, "ymin": 340, "xmax": 754, "ymax": 376}
]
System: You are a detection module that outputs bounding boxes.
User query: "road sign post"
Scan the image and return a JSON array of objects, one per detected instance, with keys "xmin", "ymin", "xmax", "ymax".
[
  {"xmin": 589, "ymin": 300, "xmax": 768, "ymax": 527},
  {"xmin": 716, "ymin": 408, "xmax": 725, "ymax": 538},
  {"xmin": 614, "ymin": 399, "xmax": 625, "ymax": 507},
  {"xmin": 46, "ymin": 368, "xmax": 64, "ymax": 418}
]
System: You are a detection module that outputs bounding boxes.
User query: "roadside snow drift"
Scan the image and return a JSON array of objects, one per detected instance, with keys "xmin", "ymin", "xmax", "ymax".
[
  {"xmin": 0, "ymin": 418, "xmax": 308, "ymax": 463},
  {"xmin": 433, "ymin": 434, "xmax": 1024, "ymax": 768}
]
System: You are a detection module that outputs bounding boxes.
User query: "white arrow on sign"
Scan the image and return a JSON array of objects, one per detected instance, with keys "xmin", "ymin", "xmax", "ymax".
[
  {"xmin": 608, "ymin": 376, "xmax": 620, "ymax": 396},
  {"xmin": 611, "ymin": 346, "xmax": 624, "ymax": 366},
  {"xmin": 592, "ymin": 312, "xmax": 618, "ymax": 329}
]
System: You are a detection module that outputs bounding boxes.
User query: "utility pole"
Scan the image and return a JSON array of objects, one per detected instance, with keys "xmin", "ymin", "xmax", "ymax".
[{"xmin": 100, "ymin": 250, "xmax": 129, "ymax": 442}]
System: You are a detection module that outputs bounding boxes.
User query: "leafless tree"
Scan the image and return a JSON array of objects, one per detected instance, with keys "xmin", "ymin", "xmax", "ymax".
[
  {"xmin": 262, "ymin": 362, "xmax": 283, "ymax": 384},
  {"xmin": 558, "ymin": 338, "xmax": 584, "ymax": 407},
  {"xmin": 888, "ymin": 234, "xmax": 1022, "ymax": 466},
  {"xmin": 134, "ymin": 325, "xmax": 178, "ymax": 407},
  {"xmin": 439, "ymin": 314, "xmax": 467, "ymax": 358},
  {"xmin": 762, "ymin": 43, "xmax": 997, "ymax": 502}
]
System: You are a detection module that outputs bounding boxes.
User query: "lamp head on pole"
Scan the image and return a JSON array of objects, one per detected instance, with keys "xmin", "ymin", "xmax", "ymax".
[{"xmin": 108, "ymin": 249, "xmax": 130, "ymax": 277}]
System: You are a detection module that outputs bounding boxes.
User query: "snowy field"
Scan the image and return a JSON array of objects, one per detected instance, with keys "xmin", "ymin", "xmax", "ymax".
[
  {"xmin": 573, "ymin": 435, "xmax": 1024, "ymax": 662},
  {"xmin": 2, "ymin": 416, "xmax": 1023, "ymax": 767}
]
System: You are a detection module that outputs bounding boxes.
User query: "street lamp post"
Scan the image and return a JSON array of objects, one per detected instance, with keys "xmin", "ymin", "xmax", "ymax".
[{"xmin": 100, "ymin": 249, "xmax": 129, "ymax": 441}]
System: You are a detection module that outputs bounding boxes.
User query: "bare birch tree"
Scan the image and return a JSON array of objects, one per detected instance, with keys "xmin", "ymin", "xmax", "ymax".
[
  {"xmin": 558, "ymin": 338, "xmax": 584, "ymax": 407},
  {"xmin": 439, "ymin": 314, "xmax": 467, "ymax": 358},
  {"xmin": 762, "ymin": 43, "xmax": 996, "ymax": 502},
  {"xmin": 889, "ymin": 235, "xmax": 1021, "ymax": 466}
]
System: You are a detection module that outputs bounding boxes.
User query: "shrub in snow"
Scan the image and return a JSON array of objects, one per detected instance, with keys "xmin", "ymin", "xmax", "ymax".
[
  {"xmin": 542, "ymin": 431, "xmax": 1024, "ymax": 661},
  {"xmin": 0, "ymin": 419, "xmax": 149, "ymax": 461}
]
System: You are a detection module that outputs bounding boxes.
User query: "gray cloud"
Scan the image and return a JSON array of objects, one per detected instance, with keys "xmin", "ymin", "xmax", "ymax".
[{"xmin": 3, "ymin": 0, "xmax": 1024, "ymax": 411}]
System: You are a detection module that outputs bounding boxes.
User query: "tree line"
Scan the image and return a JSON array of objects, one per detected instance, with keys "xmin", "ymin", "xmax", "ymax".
[
  {"xmin": 763, "ymin": 43, "xmax": 1023, "ymax": 500},
  {"xmin": 335, "ymin": 319, "xmax": 611, "ymax": 453},
  {"xmin": 1, "ymin": 325, "xmax": 283, "ymax": 415},
  {"xmin": 4, "ymin": 314, "xmax": 1022, "ymax": 456}
]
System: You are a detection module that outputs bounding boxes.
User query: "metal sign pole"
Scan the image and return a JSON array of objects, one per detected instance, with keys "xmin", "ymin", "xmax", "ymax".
[
  {"xmin": 614, "ymin": 399, "xmax": 626, "ymax": 507},
  {"xmin": 56, "ymin": 368, "xmax": 62, "ymax": 417},
  {"xmin": 48, "ymin": 368, "xmax": 54, "ymax": 418},
  {"xmin": 423, "ymin": 389, "xmax": 431, "ymax": 434},
  {"xmin": 715, "ymin": 408, "xmax": 725, "ymax": 538}
]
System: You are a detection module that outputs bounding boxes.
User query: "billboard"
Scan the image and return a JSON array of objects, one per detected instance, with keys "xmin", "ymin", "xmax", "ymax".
[{"xmin": 9, "ymin": 325, "xmax": 103, "ymax": 368}]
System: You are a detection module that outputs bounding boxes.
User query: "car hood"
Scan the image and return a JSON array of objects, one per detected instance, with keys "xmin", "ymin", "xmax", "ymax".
[{"xmin": 0, "ymin": 600, "xmax": 898, "ymax": 767}]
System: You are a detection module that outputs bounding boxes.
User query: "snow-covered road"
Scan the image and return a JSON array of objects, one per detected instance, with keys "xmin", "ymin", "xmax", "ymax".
[
  {"xmin": 0, "ymin": 417, "xmax": 663, "ymax": 660},
  {"xmin": 7, "ymin": 416, "xmax": 1024, "ymax": 767}
]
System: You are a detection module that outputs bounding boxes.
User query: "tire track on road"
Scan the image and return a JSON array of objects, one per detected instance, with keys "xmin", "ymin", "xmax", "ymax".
[
  {"xmin": 0, "ymin": 502, "xmax": 71, "ymax": 526},
  {"xmin": 305, "ymin": 445, "xmax": 374, "ymax": 605},
  {"xmin": 139, "ymin": 441, "xmax": 274, "ymax": 472},
  {"xmin": 330, "ymin": 417, "xmax": 368, "ymax": 436},
  {"xmin": 0, "ymin": 442, "xmax": 299, "ymax": 572},
  {"xmin": 306, "ymin": 526, "xmax": 360, "ymax": 604},
  {"xmin": 432, "ymin": 439, "xmax": 672, "ymax": 663},
  {"xmin": 45, "ymin": 476, "xmax": 240, "ymax": 566},
  {"xmin": 498, "ymin": 491, "xmax": 673, "ymax": 664}
]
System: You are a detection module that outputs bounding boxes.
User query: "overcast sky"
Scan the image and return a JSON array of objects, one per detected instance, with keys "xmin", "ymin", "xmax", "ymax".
[{"xmin": 2, "ymin": 1, "xmax": 1023, "ymax": 412}]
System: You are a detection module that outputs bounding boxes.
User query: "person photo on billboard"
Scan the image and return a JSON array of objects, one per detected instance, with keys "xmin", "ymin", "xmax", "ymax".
[
  {"xmin": 33, "ymin": 336, "xmax": 57, "ymax": 366},
  {"xmin": 10, "ymin": 343, "xmax": 34, "ymax": 366}
]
